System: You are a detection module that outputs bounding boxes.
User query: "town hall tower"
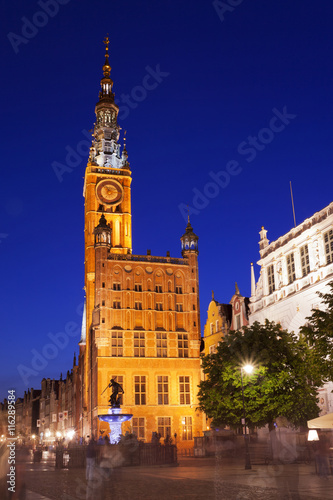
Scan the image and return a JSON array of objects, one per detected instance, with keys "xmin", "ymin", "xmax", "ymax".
[{"xmin": 78, "ymin": 39, "xmax": 203, "ymax": 447}]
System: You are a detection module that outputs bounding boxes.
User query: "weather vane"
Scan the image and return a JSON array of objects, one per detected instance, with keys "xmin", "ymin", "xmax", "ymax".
[{"xmin": 103, "ymin": 35, "xmax": 110, "ymax": 53}]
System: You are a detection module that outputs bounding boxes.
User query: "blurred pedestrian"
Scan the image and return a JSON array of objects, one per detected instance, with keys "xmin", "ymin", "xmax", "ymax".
[
  {"xmin": 86, "ymin": 437, "xmax": 97, "ymax": 481},
  {"xmin": 315, "ymin": 434, "xmax": 330, "ymax": 479}
]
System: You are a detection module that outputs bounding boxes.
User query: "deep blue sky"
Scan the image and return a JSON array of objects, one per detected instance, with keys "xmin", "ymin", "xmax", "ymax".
[{"xmin": 1, "ymin": 0, "xmax": 333, "ymax": 401}]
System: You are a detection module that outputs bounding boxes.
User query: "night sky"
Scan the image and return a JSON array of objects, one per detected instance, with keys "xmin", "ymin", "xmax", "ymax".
[{"xmin": 1, "ymin": 0, "xmax": 333, "ymax": 402}]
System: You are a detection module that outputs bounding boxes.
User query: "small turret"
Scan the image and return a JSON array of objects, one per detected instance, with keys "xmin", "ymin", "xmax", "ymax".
[
  {"xmin": 94, "ymin": 214, "xmax": 112, "ymax": 248},
  {"xmin": 259, "ymin": 226, "xmax": 269, "ymax": 255},
  {"xmin": 180, "ymin": 216, "xmax": 198, "ymax": 256}
]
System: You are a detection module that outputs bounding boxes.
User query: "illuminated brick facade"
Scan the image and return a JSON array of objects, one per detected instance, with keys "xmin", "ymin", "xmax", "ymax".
[{"xmin": 78, "ymin": 39, "xmax": 203, "ymax": 446}]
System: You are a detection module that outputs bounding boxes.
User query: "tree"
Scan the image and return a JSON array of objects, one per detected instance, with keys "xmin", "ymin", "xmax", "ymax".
[
  {"xmin": 300, "ymin": 280, "xmax": 333, "ymax": 382},
  {"xmin": 198, "ymin": 320, "xmax": 320, "ymax": 430}
]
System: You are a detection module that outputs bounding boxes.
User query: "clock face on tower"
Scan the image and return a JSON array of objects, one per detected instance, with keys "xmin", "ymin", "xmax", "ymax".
[{"xmin": 96, "ymin": 179, "xmax": 123, "ymax": 206}]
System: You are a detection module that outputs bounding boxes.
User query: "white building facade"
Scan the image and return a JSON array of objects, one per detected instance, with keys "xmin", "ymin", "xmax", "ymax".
[{"xmin": 249, "ymin": 201, "xmax": 333, "ymax": 414}]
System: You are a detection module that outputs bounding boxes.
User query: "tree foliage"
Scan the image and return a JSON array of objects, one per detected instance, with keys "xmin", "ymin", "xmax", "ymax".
[
  {"xmin": 300, "ymin": 280, "xmax": 333, "ymax": 382},
  {"xmin": 198, "ymin": 320, "xmax": 320, "ymax": 429}
]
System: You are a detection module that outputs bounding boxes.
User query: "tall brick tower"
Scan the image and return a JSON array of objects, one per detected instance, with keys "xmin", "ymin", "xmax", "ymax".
[{"xmin": 78, "ymin": 39, "xmax": 203, "ymax": 448}]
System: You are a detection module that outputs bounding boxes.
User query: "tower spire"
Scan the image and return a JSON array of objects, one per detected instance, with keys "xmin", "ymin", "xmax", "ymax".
[
  {"xmin": 180, "ymin": 218, "xmax": 199, "ymax": 256},
  {"xmin": 251, "ymin": 262, "xmax": 256, "ymax": 297},
  {"xmin": 103, "ymin": 35, "xmax": 111, "ymax": 77},
  {"xmin": 98, "ymin": 35, "xmax": 114, "ymax": 103}
]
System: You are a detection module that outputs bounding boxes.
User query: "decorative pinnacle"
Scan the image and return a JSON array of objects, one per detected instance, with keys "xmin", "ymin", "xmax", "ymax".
[
  {"xmin": 123, "ymin": 130, "xmax": 128, "ymax": 154},
  {"xmin": 103, "ymin": 35, "xmax": 110, "ymax": 57},
  {"xmin": 102, "ymin": 35, "xmax": 111, "ymax": 77}
]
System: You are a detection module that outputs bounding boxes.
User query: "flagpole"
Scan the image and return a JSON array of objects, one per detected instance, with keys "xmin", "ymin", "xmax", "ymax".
[{"xmin": 290, "ymin": 181, "xmax": 296, "ymax": 228}]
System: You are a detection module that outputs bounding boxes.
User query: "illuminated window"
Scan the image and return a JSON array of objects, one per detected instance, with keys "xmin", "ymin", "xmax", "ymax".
[
  {"xmin": 111, "ymin": 332, "xmax": 123, "ymax": 357},
  {"xmin": 132, "ymin": 417, "xmax": 145, "ymax": 439},
  {"xmin": 210, "ymin": 323, "xmax": 214, "ymax": 335},
  {"xmin": 179, "ymin": 376, "xmax": 190, "ymax": 405},
  {"xmin": 134, "ymin": 332, "xmax": 145, "ymax": 357},
  {"xmin": 157, "ymin": 417, "xmax": 171, "ymax": 438},
  {"xmin": 287, "ymin": 254, "xmax": 296, "ymax": 283},
  {"xmin": 209, "ymin": 344, "xmax": 216, "ymax": 354},
  {"xmin": 267, "ymin": 265, "xmax": 275, "ymax": 294},
  {"xmin": 216, "ymin": 320, "xmax": 219, "ymax": 332},
  {"xmin": 300, "ymin": 245, "xmax": 310, "ymax": 276},
  {"xmin": 157, "ymin": 376, "xmax": 169, "ymax": 405},
  {"xmin": 235, "ymin": 315, "xmax": 241, "ymax": 330},
  {"xmin": 324, "ymin": 230, "xmax": 333, "ymax": 264},
  {"xmin": 134, "ymin": 376, "xmax": 146, "ymax": 405},
  {"xmin": 181, "ymin": 416, "xmax": 192, "ymax": 440},
  {"xmin": 156, "ymin": 333, "xmax": 167, "ymax": 357},
  {"xmin": 178, "ymin": 334, "xmax": 188, "ymax": 358}
]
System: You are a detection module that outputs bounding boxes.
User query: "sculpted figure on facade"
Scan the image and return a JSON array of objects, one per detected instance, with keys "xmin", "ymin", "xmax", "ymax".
[
  {"xmin": 276, "ymin": 261, "xmax": 282, "ymax": 289},
  {"xmin": 313, "ymin": 239, "xmax": 320, "ymax": 269}
]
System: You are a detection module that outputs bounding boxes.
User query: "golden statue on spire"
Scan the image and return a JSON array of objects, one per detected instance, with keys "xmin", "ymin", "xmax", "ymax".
[
  {"xmin": 102, "ymin": 35, "xmax": 111, "ymax": 78},
  {"xmin": 103, "ymin": 35, "xmax": 110, "ymax": 55}
]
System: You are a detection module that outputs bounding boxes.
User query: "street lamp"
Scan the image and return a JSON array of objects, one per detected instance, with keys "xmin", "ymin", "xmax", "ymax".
[{"xmin": 240, "ymin": 364, "xmax": 253, "ymax": 470}]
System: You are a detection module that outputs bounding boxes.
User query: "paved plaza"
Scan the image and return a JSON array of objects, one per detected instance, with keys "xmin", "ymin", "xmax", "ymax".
[{"xmin": 19, "ymin": 454, "xmax": 333, "ymax": 500}]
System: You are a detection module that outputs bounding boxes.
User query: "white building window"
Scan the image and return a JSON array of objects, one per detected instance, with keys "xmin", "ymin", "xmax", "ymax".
[
  {"xmin": 134, "ymin": 332, "xmax": 145, "ymax": 357},
  {"xmin": 157, "ymin": 417, "xmax": 171, "ymax": 438},
  {"xmin": 157, "ymin": 376, "xmax": 169, "ymax": 405},
  {"xmin": 300, "ymin": 245, "xmax": 310, "ymax": 276},
  {"xmin": 267, "ymin": 265, "xmax": 275, "ymax": 294},
  {"xmin": 111, "ymin": 332, "xmax": 123, "ymax": 356},
  {"xmin": 235, "ymin": 315, "xmax": 241, "ymax": 330},
  {"xmin": 134, "ymin": 376, "xmax": 146, "ymax": 405},
  {"xmin": 156, "ymin": 333, "xmax": 167, "ymax": 357},
  {"xmin": 132, "ymin": 417, "xmax": 145, "ymax": 439},
  {"xmin": 181, "ymin": 416, "xmax": 192, "ymax": 440},
  {"xmin": 178, "ymin": 334, "xmax": 188, "ymax": 358},
  {"xmin": 179, "ymin": 376, "xmax": 190, "ymax": 405},
  {"xmin": 287, "ymin": 253, "xmax": 296, "ymax": 283},
  {"xmin": 324, "ymin": 230, "xmax": 333, "ymax": 264},
  {"xmin": 209, "ymin": 344, "xmax": 216, "ymax": 354}
]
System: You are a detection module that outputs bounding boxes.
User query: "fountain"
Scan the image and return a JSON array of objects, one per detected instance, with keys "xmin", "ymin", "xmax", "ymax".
[{"xmin": 98, "ymin": 378, "xmax": 133, "ymax": 444}]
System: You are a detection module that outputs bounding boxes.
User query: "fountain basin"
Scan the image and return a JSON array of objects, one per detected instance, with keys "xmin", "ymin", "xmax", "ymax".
[{"xmin": 98, "ymin": 408, "xmax": 133, "ymax": 444}]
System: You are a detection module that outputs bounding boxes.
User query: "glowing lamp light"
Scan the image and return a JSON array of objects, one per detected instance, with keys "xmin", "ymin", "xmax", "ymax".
[
  {"xmin": 32, "ymin": 434, "xmax": 36, "ymax": 439},
  {"xmin": 66, "ymin": 430, "xmax": 75, "ymax": 440},
  {"xmin": 308, "ymin": 429, "xmax": 319, "ymax": 441},
  {"xmin": 243, "ymin": 365, "xmax": 254, "ymax": 374},
  {"xmin": 56, "ymin": 431, "xmax": 62, "ymax": 439},
  {"xmin": 45, "ymin": 431, "xmax": 51, "ymax": 438}
]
